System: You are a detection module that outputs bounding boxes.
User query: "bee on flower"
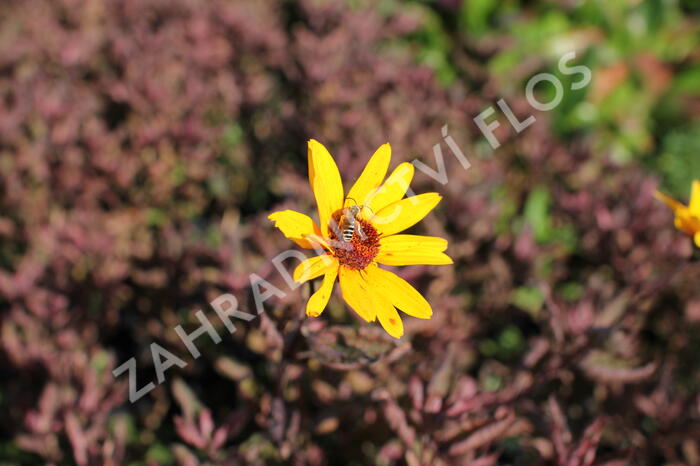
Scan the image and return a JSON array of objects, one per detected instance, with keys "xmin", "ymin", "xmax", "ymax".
[
  {"xmin": 655, "ymin": 180, "xmax": 700, "ymax": 248},
  {"xmin": 268, "ymin": 140, "xmax": 452, "ymax": 338}
]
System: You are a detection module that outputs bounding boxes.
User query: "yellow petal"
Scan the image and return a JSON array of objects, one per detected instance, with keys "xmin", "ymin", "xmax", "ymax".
[
  {"xmin": 689, "ymin": 180, "xmax": 700, "ymax": 217},
  {"xmin": 379, "ymin": 234, "xmax": 448, "ymax": 251},
  {"xmin": 338, "ymin": 266, "xmax": 376, "ymax": 322},
  {"xmin": 377, "ymin": 251, "xmax": 453, "ymax": 266},
  {"xmin": 365, "ymin": 266, "xmax": 432, "ymax": 319},
  {"xmin": 654, "ymin": 187, "xmax": 700, "ymax": 238},
  {"xmin": 367, "ymin": 162, "xmax": 414, "ymax": 213},
  {"xmin": 674, "ymin": 210, "xmax": 700, "ymax": 236},
  {"xmin": 695, "ymin": 232, "xmax": 700, "ymax": 248},
  {"xmin": 654, "ymin": 190, "xmax": 686, "ymax": 213},
  {"xmin": 375, "ymin": 302, "xmax": 404, "ymax": 339},
  {"xmin": 308, "ymin": 139, "xmax": 344, "ymax": 237},
  {"xmin": 371, "ymin": 193, "xmax": 442, "ymax": 236},
  {"xmin": 303, "ymin": 234, "xmax": 333, "ymax": 251},
  {"xmin": 306, "ymin": 267, "xmax": 338, "ymax": 317},
  {"xmin": 268, "ymin": 210, "xmax": 321, "ymax": 248},
  {"xmin": 376, "ymin": 235, "xmax": 453, "ymax": 266},
  {"xmin": 346, "ymin": 143, "xmax": 391, "ymax": 208},
  {"xmin": 360, "ymin": 265, "xmax": 404, "ymax": 338},
  {"xmin": 293, "ymin": 254, "xmax": 338, "ymax": 283}
]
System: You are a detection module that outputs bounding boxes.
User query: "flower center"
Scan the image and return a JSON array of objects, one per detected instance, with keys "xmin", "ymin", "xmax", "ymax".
[{"xmin": 328, "ymin": 210, "xmax": 380, "ymax": 270}]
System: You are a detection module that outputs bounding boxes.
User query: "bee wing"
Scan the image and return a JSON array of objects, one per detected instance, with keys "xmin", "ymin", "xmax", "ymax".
[
  {"xmin": 337, "ymin": 213, "xmax": 349, "ymax": 231},
  {"xmin": 328, "ymin": 215, "xmax": 344, "ymax": 238}
]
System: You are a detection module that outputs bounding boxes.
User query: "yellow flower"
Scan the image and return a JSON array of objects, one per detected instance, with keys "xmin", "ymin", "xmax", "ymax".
[
  {"xmin": 655, "ymin": 180, "xmax": 700, "ymax": 247},
  {"xmin": 268, "ymin": 140, "xmax": 452, "ymax": 338}
]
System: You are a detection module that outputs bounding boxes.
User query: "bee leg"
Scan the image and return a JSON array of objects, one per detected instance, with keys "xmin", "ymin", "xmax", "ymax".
[
  {"xmin": 329, "ymin": 238, "xmax": 352, "ymax": 250},
  {"xmin": 355, "ymin": 222, "xmax": 366, "ymax": 240}
]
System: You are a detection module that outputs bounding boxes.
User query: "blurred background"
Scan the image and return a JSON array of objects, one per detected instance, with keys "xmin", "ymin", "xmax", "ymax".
[{"xmin": 1, "ymin": 0, "xmax": 699, "ymax": 464}]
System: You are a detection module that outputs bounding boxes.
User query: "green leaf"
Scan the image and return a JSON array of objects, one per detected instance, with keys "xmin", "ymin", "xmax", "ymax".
[
  {"xmin": 146, "ymin": 444, "xmax": 175, "ymax": 464},
  {"xmin": 657, "ymin": 124, "xmax": 700, "ymax": 198},
  {"xmin": 523, "ymin": 186, "xmax": 552, "ymax": 243},
  {"xmin": 511, "ymin": 286, "xmax": 544, "ymax": 315}
]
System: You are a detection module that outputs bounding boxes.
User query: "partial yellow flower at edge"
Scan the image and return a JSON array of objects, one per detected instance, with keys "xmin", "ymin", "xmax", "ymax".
[
  {"xmin": 268, "ymin": 139, "xmax": 454, "ymax": 338},
  {"xmin": 689, "ymin": 180, "xmax": 700, "ymax": 217},
  {"xmin": 655, "ymin": 180, "xmax": 700, "ymax": 246}
]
